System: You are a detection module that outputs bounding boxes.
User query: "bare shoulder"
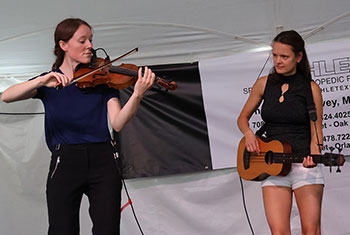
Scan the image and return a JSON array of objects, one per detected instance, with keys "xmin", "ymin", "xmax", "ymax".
[
  {"xmin": 252, "ymin": 76, "xmax": 268, "ymax": 94},
  {"xmin": 311, "ymin": 81, "xmax": 322, "ymax": 95},
  {"xmin": 257, "ymin": 75, "xmax": 268, "ymax": 83}
]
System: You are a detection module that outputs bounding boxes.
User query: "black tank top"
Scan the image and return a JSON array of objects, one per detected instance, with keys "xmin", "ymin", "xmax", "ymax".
[{"xmin": 260, "ymin": 73, "xmax": 311, "ymax": 154}]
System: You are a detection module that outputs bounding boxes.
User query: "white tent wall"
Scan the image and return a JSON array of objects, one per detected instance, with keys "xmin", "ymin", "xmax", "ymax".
[
  {"xmin": 1, "ymin": 0, "xmax": 350, "ymax": 234},
  {"xmin": 1, "ymin": 0, "xmax": 350, "ymax": 88}
]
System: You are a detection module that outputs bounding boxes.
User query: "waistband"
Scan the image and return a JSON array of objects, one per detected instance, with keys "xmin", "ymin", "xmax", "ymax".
[{"xmin": 51, "ymin": 140, "xmax": 117, "ymax": 152}]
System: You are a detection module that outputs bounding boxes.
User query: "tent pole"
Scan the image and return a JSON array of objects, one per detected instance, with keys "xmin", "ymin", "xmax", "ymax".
[{"xmin": 303, "ymin": 11, "xmax": 350, "ymax": 39}]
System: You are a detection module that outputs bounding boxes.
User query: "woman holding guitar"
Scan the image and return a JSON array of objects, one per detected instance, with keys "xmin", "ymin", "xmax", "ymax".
[{"xmin": 237, "ymin": 30, "xmax": 324, "ymax": 235}]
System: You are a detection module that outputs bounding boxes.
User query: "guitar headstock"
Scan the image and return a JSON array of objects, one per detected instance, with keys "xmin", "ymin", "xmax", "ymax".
[{"xmin": 322, "ymin": 152, "xmax": 346, "ymax": 173}]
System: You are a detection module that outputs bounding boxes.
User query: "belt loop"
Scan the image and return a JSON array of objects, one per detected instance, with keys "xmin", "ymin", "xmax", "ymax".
[{"xmin": 110, "ymin": 140, "xmax": 118, "ymax": 153}]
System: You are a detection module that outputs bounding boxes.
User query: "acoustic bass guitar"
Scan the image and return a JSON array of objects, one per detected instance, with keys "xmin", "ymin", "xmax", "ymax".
[{"xmin": 237, "ymin": 136, "xmax": 346, "ymax": 181}]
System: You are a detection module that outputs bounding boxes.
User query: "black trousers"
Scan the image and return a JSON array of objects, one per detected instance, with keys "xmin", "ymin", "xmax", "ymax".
[{"xmin": 46, "ymin": 142, "xmax": 122, "ymax": 235}]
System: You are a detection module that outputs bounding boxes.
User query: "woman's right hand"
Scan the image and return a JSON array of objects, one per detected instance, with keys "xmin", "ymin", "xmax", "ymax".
[
  {"xmin": 244, "ymin": 129, "xmax": 260, "ymax": 154},
  {"xmin": 38, "ymin": 72, "xmax": 72, "ymax": 88},
  {"xmin": 1, "ymin": 71, "xmax": 71, "ymax": 103}
]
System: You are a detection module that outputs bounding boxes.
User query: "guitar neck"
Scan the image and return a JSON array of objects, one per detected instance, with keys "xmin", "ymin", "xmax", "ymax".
[
  {"xmin": 271, "ymin": 151, "xmax": 347, "ymax": 167},
  {"xmin": 273, "ymin": 153, "xmax": 324, "ymax": 164}
]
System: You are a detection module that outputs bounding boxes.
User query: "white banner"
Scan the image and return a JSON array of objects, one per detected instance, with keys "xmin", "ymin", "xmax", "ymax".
[{"xmin": 309, "ymin": 40, "xmax": 350, "ymax": 154}]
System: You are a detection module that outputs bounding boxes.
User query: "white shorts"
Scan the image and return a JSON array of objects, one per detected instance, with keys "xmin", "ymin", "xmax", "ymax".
[{"xmin": 261, "ymin": 163, "xmax": 325, "ymax": 190}]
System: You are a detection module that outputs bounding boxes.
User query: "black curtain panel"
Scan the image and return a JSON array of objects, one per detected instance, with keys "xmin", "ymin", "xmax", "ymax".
[{"xmin": 114, "ymin": 62, "xmax": 212, "ymax": 179}]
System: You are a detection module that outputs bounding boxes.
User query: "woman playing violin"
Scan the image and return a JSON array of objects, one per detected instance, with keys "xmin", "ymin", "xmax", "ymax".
[{"xmin": 2, "ymin": 18, "xmax": 155, "ymax": 235}]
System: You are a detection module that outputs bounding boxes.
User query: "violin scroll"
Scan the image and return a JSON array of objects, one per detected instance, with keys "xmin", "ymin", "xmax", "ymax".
[{"xmin": 155, "ymin": 77, "xmax": 177, "ymax": 91}]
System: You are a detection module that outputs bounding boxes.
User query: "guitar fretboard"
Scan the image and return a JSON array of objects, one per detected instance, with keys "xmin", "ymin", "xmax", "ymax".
[{"xmin": 271, "ymin": 152, "xmax": 344, "ymax": 166}]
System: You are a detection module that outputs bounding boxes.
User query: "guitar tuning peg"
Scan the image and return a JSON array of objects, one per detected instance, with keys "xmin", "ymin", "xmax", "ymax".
[
  {"xmin": 336, "ymin": 166, "xmax": 341, "ymax": 173},
  {"xmin": 336, "ymin": 146, "xmax": 343, "ymax": 153}
]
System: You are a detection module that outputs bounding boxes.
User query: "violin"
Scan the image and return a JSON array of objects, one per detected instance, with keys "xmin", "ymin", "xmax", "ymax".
[{"xmin": 70, "ymin": 48, "xmax": 177, "ymax": 91}]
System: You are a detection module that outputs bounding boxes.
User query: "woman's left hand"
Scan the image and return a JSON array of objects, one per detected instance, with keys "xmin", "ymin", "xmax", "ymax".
[
  {"xmin": 303, "ymin": 156, "xmax": 317, "ymax": 168},
  {"xmin": 134, "ymin": 67, "xmax": 155, "ymax": 97}
]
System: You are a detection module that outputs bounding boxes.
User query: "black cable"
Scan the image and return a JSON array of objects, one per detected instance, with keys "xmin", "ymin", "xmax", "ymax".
[
  {"xmin": 93, "ymin": 47, "xmax": 110, "ymax": 61},
  {"xmin": 256, "ymin": 54, "xmax": 271, "ymax": 80},
  {"xmin": 120, "ymin": 178, "xmax": 145, "ymax": 235},
  {"xmin": 239, "ymin": 176, "xmax": 255, "ymax": 235},
  {"xmin": 0, "ymin": 112, "xmax": 44, "ymax": 115},
  {"xmin": 236, "ymin": 52, "xmax": 270, "ymax": 235},
  {"xmin": 111, "ymin": 148, "xmax": 145, "ymax": 235},
  {"xmin": 94, "ymin": 47, "xmax": 109, "ymax": 57}
]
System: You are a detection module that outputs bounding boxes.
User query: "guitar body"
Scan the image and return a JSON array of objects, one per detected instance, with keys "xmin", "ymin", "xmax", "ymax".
[{"xmin": 237, "ymin": 137, "xmax": 292, "ymax": 181}]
